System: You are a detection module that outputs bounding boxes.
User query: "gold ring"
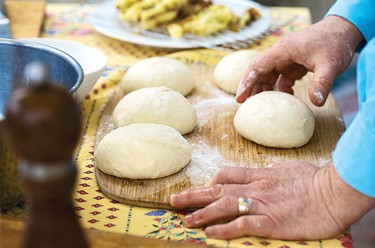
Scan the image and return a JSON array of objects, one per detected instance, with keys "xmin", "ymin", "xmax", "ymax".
[{"xmin": 238, "ymin": 197, "xmax": 252, "ymax": 215}]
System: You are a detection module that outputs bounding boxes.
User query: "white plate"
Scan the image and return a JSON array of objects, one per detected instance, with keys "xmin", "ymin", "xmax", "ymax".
[
  {"xmin": 21, "ymin": 38, "xmax": 107, "ymax": 100},
  {"xmin": 90, "ymin": 0, "xmax": 271, "ymax": 49}
]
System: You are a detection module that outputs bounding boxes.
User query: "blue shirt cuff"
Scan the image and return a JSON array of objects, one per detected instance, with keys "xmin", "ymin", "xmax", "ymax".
[
  {"xmin": 326, "ymin": 0, "xmax": 375, "ymax": 44},
  {"xmin": 333, "ymin": 109, "xmax": 375, "ymax": 198}
]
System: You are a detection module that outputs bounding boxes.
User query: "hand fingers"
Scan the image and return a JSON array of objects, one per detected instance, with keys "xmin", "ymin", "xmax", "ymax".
[
  {"xmin": 205, "ymin": 215, "xmax": 274, "ymax": 239},
  {"xmin": 171, "ymin": 166, "xmax": 280, "ymax": 208},
  {"xmin": 262, "ymin": 84, "xmax": 274, "ymax": 92},
  {"xmin": 276, "ymin": 75, "xmax": 295, "ymax": 94},
  {"xmin": 236, "ymin": 70, "xmax": 260, "ymax": 103},
  {"xmin": 276, "ymin": 64, "xmax": 308, "ymax": 94},
  {"xmin": 235, "ymin": 51, "xmax": 281, "ymax": 103},
  {"xmin": 170, "ymin": 183, "xmax": 250, "ymax": 208},
  {"xmin": 308, "ymin": 65, "xmax": 336, "ymax": 106},
  {"xmin": 280, "ymin": 64, "xmax": 308, "ymax": 81},
  {"xmin": 236, "ymin": 49, "xmax": 300, "ymax": 103},
  {"xmin": 207, "ymin": 167, "xmax": 260, "ymax": 186},
  {"xmin": 251, "ymin": 83, "xmax": 263, "ymax": 96},
  {"xmin": 248, "ymin": 72, "xmax": 279, "ymax": 96},
  {"xmin": 183, "ymin": 196, "xmax": 261, "ymax": 228}
]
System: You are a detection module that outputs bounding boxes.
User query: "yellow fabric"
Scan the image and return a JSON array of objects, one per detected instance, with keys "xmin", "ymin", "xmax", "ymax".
[{"xmin": 8, "ymin": 3, "xmax": 352, "ymax": 247}]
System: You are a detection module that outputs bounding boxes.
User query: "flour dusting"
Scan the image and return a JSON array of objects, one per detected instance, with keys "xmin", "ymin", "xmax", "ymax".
[
  {"xmin": 193, "ymin": 97, "xmax": 238, "ymax": 128},
  {"xmin": 317, "ymin": 157, "xmax": 331, "ymax": 167},
  {"xmin": 184, "ymin": 97, "xmax": 240, "ymax": 186},
  {"xmin": 185, "ymin": 139, "xmax": 234, "ymax": 186},
  {"xmin": 313, "ymin": 91, "xmax": 324, "ymax": 104}
]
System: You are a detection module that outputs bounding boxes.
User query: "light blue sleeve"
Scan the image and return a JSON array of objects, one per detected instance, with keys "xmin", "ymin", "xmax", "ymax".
[
  {"xmin": 326, "ymin": 0, "xmax": 375, "ymax": 42},
  {"xmin": 332, "ymin": 38, "xmax": 375, "ymax": 198}
]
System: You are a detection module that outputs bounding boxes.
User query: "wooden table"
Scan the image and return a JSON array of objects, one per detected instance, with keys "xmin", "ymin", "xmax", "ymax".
[
  {"xmin": 4, "ymin": 0, "xmax": 45, "ymax": 38},
  {"xmin": 1, "ymin": 3, "xmax": 352, "ymax": 248}
]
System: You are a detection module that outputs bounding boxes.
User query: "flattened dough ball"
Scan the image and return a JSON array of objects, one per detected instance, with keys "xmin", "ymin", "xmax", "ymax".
[
  {"xmin": 214, "ymin": 50, "xmax": 261, "ymax": 94},
  {"xmin": 120, "ymin": 57, "xmax": 194, "ymax": 96},
  {"xmin": 95, "ymin": 123, "xmax": 192, "ymax": 179},
  {"xmin": 113, "ymin": 87, "xmax": 197, "ymax": 135},
  {"xmin": 234, "ymin": 91, "xmax": 315, "ymax": 148}
]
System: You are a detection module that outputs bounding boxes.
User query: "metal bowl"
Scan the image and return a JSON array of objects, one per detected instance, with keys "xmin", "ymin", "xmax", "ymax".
[
  {"xmin": 0, "ymin": 38, "xmax": 83, "ymax": 120},
  {"xmin": 22, "ymin": 38, "xmax": 107, "ymax": 100},
  {"xmin": 0, "ymin": 38, "xmax": 83, "ymax": 211}
]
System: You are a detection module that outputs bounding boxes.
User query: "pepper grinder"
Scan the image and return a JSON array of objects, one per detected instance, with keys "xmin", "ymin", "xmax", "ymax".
[{"xmin": 4, "ymin": 63, "xmax": 89, "ymax": 248}]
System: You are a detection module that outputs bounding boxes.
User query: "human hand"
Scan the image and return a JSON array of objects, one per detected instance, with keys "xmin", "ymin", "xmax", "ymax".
[
  {"xmin": 170, "ymin": 162, "xmax": 375, "ymax": 240},
  {"xmin": 236, "ymin": 16, "xmax": 364, "ymax": 106}
]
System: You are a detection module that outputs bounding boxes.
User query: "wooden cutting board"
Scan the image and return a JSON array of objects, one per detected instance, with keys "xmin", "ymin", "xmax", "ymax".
[{"xmin": 95, "ymin": 63, "xmax": 345, "ymax": 209}]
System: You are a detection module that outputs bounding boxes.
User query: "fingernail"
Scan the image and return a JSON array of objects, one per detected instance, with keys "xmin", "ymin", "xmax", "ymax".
[
  {"xmin": 205, "ymin": 227, "xmax": 216, "ymax": 237},
  {"xmin": 184, "ymin": 214, "xmax": 203, "ymax": 227},
  {"xmin": 184, "ymin": 214, "xmax": 192, "ymax": 225},
  {"xmin": 313, "ymin": 90, "xmax": 325, "ymax": 104},
  {"xmin": 170, "ymin": 194, "xmax": 179, "ymax": 205},
  {"xmin": 235, "ymin": 80, "xmax": 243, "ymax": 99},
  {"xmin": 266, "ymin": 163, "xmax": 274, "ymax": 168}
]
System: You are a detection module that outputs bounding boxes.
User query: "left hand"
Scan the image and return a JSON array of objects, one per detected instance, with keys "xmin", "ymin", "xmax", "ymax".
[{"xmin": 170, "ymin": 162, "xmax": 375, "ymax": 240}]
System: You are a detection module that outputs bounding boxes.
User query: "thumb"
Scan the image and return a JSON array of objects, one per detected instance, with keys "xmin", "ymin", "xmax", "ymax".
[{"xmin": 309, "ymin": 66, "xmax": 336, "ymax": 106}]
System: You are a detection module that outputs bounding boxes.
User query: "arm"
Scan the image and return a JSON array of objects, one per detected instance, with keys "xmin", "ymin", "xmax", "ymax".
[
  {"xmin": 333, "ymin": 38, "xmax": 375, "ymax": 199},
  {"xmin": 169, "ymin": 2, "xmax": 375, "ymax": 240},
  {"xmin": 170, "ymin": 163, "xmax": 375, "ymax": 240},
  {"xmin": 236, "ymin": 0, "xmax": 375, "ymax": 106},
  {"xmin": 236, "ymin": 16, "xmax": 363, "ymax": 106},
  {"xmin": 326, "ymin": 0, "xmax": 375, "ymax": 43}
]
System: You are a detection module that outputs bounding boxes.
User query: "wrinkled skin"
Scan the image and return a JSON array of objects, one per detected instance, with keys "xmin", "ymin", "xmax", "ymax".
[
  {"xmin": 236, "ymin": 16, "xmax": 364, "ymax": 106},
  {"xmin": 170, "ymin": 16, "xmax": 375, "ymax": 240},
  {"xmin": 171, "ymin": 163, "xmax": 375, "ymax": 240}
]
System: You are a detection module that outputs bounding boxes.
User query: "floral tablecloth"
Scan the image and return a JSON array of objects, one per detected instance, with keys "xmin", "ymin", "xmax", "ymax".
[{"xmin": 7, "ymin": 3, "xmax": 352, "ymax": 248}]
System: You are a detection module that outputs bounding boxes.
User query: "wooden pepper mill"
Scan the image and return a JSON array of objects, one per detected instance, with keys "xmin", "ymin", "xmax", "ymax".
[{"xmin": 4, "ymin": 63, "xmax": 89, "ymax": 248}]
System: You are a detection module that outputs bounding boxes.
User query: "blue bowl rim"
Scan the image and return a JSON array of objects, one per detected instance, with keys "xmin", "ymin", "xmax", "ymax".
[{"xmin": 0, "ymin": 38, "xmax": 84, "ymax": 93}]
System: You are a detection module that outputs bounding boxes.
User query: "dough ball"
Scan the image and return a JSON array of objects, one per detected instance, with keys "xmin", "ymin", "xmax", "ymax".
[
  {"xmin": 95, "ymin": 123, "xmax": 191, "ymax": 179},
  {"xmin": 234, "ymin": 91, "xmax": 315, "ymax": 148},
  {"xmin": 120, "ymin": 57, "xmax": 194, "ymax": 96},
  {"xmin": 113, "ymin": 87, "xmax": 197, "ymax": 135},
  {"xmin": 214, "ymin": 50, "xmax": 261, "ymax": 94}
]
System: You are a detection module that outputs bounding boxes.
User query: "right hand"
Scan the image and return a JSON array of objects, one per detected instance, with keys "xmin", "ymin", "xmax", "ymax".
[{"xmin": 236, "ymin": 15, "xmax": 364, "ymax": 106}]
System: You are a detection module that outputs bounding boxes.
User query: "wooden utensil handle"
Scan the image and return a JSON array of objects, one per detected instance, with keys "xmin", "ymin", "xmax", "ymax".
[
  {"xmin": 4, "ymin": 62, "xmax": 88, "ymax": 248},
  {"xmin": 20, "ymin": 162, "xmax": 87, "ymax": 248}
]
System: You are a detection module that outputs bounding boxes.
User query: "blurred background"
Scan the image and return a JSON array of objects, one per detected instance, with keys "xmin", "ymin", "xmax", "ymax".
[
  {"xmin": 44, "ymin": 0, "xmax": 335, "ymax": 22},
  {"xmin": 256, "ymin": 0, "xmax": 335, "ymax": 22}
]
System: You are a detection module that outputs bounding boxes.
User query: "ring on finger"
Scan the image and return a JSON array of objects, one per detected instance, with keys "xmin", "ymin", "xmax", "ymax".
[{"xmin": 238, "ymin": 197, "xmax": 252, "ymax": 215}]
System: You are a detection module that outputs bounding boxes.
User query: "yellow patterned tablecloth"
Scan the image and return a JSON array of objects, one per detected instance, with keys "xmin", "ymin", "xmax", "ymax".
[{"xmin": 8, "ymin": 3, "xmax": 352, "ymax": 248}]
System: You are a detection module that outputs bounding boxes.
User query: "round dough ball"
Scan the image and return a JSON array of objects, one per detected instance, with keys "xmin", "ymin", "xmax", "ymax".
[
  {"xmin": 113, "ymin": 87, "xmax": 197, "ymax": 135},
  {"xmin": 120, "ymin": 57, "xmax": 194, "ymax": 96},
  {"xmin": 234, "ymin": 91, "xmax": 315, "ymax": 148},
  {"xmin": 95, "ymin": 123, "xmax": 192, "ymax": 179},
  {"xmin": 214, "ymin": 50, "xmax": 261, "ymax": 94}
]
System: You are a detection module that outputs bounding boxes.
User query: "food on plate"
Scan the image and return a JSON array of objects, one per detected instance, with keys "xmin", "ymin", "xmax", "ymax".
[
  {"xmin": 120, "ymin": 57, "xmax": 194, "ymax": 96},
  {"xmin": 113, "ymin": 86, "xmax": 197, "ymax": 135},
  {"xmin": 214, "ymin": 49, "xmax": 261, "ymax": 94},
  {"xmin": 116, "ymin": 0, "xmax": 261, "ymax": 38},
  {"xmin": 234, "ymin": 91, "xmax": 315, "ymax": 148},
  {"xmin": 167, "ymin": 4, "xmax": 260, "ymax": 38},
  {"xmin": 95, "ymin": 123, "xmax": 192, "ymax": 179},
  {"xmin": 117, "ymin": 0, "xmax": 211, "ymax": 30}
]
